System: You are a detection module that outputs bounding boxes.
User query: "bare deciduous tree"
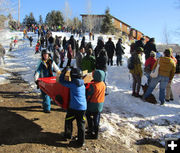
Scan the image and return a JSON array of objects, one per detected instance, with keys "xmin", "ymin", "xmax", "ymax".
[
  {"xmin": 85, "ymin": 0, "xmax": 94, "ymax": 32},
  {"xmin": 63, "ymin": 0, "xmax": 72, "ymax": 28},
  {"xmin": 162, "ymin": 24, "xmax": 170, "ymax": 45},
  {"xmin": 0, "ymin": 0, "xmax": 16, "ymax": 29}
]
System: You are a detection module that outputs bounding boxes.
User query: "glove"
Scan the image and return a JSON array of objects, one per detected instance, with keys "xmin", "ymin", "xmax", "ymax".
[{"xmin": 61, "ymin": 66, "xmax": 68, "ymax": 74}]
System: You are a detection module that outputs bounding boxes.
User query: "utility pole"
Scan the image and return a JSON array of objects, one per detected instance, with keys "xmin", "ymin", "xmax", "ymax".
[{"xmin": 18, "ymin": 0, "xmax": 20, "ymax": 27}]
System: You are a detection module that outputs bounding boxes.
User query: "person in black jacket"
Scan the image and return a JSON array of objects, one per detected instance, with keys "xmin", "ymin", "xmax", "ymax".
[
  {"xmin": 144, "ymin": 38, "xmax": 157, "ymax": 60},
  {"xmin": 175, "ymin": 53, "xmax": 180, "ymax": 73},
  {"xmin": 94, "ymin": 39, "xmax": 104, "ymax": 59},
  {"xmin": 48, "ymin": 34, "xmax": 54, "ymax": 52},
  {"xmin": 55, "ymin": 35, "xmax": 60, "ymax": 47},
  {"xmin": 105, "ymin": 38, "xmax": 115, "ymax": 66},
  {"xmin": 96, "ymin": 49, "xmax": 107, "ymax": 72},
  {"xmin": 63, "ymin": 37, "xmax": 67, "ymax": 50},
  {"xmin": 68, "ymin": 35, "xmax": 77, "ymax": 58},
  {"xmin": 95, "ymin": 49, "xmax": 108, "ymax": 95},
  {"xmin": 80, "ymin": 36, "xmax": 86, "ymax": 49},
  {"xmin": 115, "ymin": 38, "xmax": 125, "ymax": 66},
  {"xmin": 28, "ymin": 36, "xmax": 33, "ymax": 47},
  {"xmin": 134, "ymin": 37, "xmax": 145, "ymax": 51}
]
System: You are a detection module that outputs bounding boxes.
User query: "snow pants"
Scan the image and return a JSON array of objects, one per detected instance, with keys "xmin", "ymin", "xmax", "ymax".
[
  {"xmin": 41, "ymin": 90, "xmax": 51, "ymax": 111},
  {"xmin": 65, "ymin": 109, "xmax": 86, "ymax": 145}
]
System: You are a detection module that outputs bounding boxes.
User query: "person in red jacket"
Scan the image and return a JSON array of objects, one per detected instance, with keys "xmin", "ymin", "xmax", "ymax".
[
  {"xmin": 144, "ymin": 51, "xmax": 157, "ymax": 84},
  {"xmin": 66, "ymin": 44, "xmax": 73, "ymax": 66},
  {"xmin": 35, "ymin": 41, "xmax": 40, "ymax": 54}
]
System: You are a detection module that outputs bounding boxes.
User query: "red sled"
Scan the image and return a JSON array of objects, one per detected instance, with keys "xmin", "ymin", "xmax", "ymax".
[{"xmin": 38, "ymin": 76, "xmax": 70, "ymax": 110}]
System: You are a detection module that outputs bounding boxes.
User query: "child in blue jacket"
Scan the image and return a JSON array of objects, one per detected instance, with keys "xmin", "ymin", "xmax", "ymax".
[{"xmin": 59, "ymin": 67, "xmax": 87, "ymax": 147}]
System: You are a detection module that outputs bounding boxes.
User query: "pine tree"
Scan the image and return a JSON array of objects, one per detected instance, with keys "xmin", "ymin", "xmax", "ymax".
[
  {"xmin": 22, "ymin": 12, "xmax": 37, "ymax": 28},
  {"xmin": 45, "ymin": 10, "xmax": 64, "ymax": 28},
  {"xmin": 101, "ymin": 8, "xmax": 115, "ymax": 34},
  {"xmin": 39, "ymin": 15, "xmax": 43, "ymax": 25},
  {"xmin": 8, "ymin": 13, "xmax": 17, "ymax": 30}
]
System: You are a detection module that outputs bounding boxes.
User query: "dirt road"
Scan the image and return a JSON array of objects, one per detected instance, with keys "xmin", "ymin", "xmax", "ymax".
[{"xmin": 0, "ymin": 68, "xmax": 165, "ymax": 153}]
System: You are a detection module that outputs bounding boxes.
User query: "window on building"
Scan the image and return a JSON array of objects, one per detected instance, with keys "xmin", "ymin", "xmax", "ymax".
[
  {"xmin": 112, "ymin": 18, "xmax": 114, "ymax": 23},
  {"xmin": 127, "ymin": 27, "xmax": 130, "ymax": 32},
  {"xmin": 120, "ymin": 23, "xmax": 122, "ymax": 28}
]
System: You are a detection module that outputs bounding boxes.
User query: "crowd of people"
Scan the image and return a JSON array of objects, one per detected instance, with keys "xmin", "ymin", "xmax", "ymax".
[
  {"xmin": 128, "ymin": 37, "xmax": 178, "ymax": 105},
  {"xmin": 32, "ymin": 30, "xmax": 180, "ymax": 147},
  {"xmin": 1, "ymin": 28, "xmax": 180, "ymax": 147}
]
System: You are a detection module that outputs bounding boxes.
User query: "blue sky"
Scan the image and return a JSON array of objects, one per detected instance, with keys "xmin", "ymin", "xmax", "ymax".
[{"xmin": 11, "ymin": 0, "xmax": 180, "ymax": 44}]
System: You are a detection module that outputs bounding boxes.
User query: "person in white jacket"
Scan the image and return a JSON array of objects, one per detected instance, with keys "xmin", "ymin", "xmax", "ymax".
[{"xmin": 34, "ymin": 49, "xmax": 60, "ymax": 113}]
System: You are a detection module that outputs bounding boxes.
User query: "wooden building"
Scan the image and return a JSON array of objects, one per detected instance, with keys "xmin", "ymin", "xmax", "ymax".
[
  {"xmin": 80, "ymin": 14, "xmax": 130, "ymax": 35},
  {"xmin": 81, "ymin": 14, "xmax": 149, "ymax": 41}
]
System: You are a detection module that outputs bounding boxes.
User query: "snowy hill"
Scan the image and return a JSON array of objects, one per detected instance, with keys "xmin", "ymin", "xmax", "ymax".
[{"xmin": 0, "ymin": 30, "xmax": 180, "ymax": 148}]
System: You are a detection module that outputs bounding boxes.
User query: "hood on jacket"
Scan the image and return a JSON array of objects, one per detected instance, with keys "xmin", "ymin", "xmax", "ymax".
[
  {"xmin": 93, "ymin": 70, "xmax": 105, "ymax": 82},
  {"xmin": 72, "ymin": 78, "xmax": 84, "ymax": 87}
]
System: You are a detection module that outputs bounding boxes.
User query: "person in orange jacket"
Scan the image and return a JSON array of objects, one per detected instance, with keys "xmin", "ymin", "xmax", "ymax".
[{"xmin": 86, "ymin": 69, "xmax": 106, "ymax": 139}]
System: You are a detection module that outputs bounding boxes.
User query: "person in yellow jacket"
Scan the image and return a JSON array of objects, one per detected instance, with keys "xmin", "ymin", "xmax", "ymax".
[
  {"xmin": 143, "ymin": 49, "xmax": 176, "ymax": 105},
  {"xmin": 130, "ymin": 47, "xmax": 143, "ymax": 97}
]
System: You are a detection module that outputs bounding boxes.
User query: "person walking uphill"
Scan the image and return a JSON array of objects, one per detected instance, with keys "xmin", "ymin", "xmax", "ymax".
[
  {"xmin": 86, "ymin": 70, "xmax": 106, "ymax": 139},
  {"xmin": 59, "ymin": 67, "xmax": 87, "ymax": 147},
  {"xmin": 105, "ymin": 38, "xmax": 115, "ymax": 66},
  {"xmin": 144, "ymin": 38, "xmax": 157, "ymax": 60},
  {"xmin": 34, "ymin": 49, "xmax": 60, "ymax": 113},
  {"xmin": 129, "ymin": 47, "xmax": 144, "ymax": 97},
  {"xmin": 143, "ymin": 49, "xmax": 176, "ymax": 105},
  {"xmin": 115, "ymin": 38, "xmax": 125, "ymax": 66}
]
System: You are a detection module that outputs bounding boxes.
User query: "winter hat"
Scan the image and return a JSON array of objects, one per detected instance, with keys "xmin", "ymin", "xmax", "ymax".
[
  {"xmin": 164, "ymin": 49, "xmax": 171, "ymax": 57},
  {"xmin": 42, "ymin": 49, "xmax": 50, "ymax": 55},
  {"xmin": 93, "ymin": 70, "xmax": 105, "ymax": 82},
  {"xmin": 70, "ymin": 68, "xmax": 83, "ymax": 79},
  {"xmin": 150, "ymin": 51, "xmax": 156, "ymax": 57}
]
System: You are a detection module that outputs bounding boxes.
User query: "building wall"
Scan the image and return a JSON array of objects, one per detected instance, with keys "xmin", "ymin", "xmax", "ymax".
[
  {"xmin": 137, "ymin": 31, "xmax": 143, "ymax": 40},
  {"xmin": 81, "ymin": 15, "xmax": 149, "ymax": 41}
]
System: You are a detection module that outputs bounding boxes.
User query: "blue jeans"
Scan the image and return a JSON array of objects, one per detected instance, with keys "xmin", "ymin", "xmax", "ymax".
[
  {"xmin": 143, "ymin": 75, "xmax": 169, "ymax": 102},
  {"xmin": 48, "ymin": 43, "xmax": 53, "ymax": 52},
  {"xmin": 41, "ymin": 90, "xmax": 51, "ymax": 111},
  {"xmin": 144, "ymin": 72, "xmax": 151, "ymax": 85}
]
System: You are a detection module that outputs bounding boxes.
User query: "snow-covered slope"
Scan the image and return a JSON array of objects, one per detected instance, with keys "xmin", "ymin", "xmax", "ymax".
[{"xmin": 0, "ymin": 30, "xmax": 180, "ymax": 147}]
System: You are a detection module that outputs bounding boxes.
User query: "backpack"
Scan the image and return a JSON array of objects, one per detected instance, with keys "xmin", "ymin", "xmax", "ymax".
[{"xmin": 127, "ymin": 56, "xmax": 135, "ymax": 70}]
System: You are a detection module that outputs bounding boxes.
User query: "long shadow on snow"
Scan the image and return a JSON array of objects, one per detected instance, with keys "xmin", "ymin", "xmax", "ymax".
[{"xmin": 0, "ymin": 107, "xmax": 68, "ymax": 147}]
